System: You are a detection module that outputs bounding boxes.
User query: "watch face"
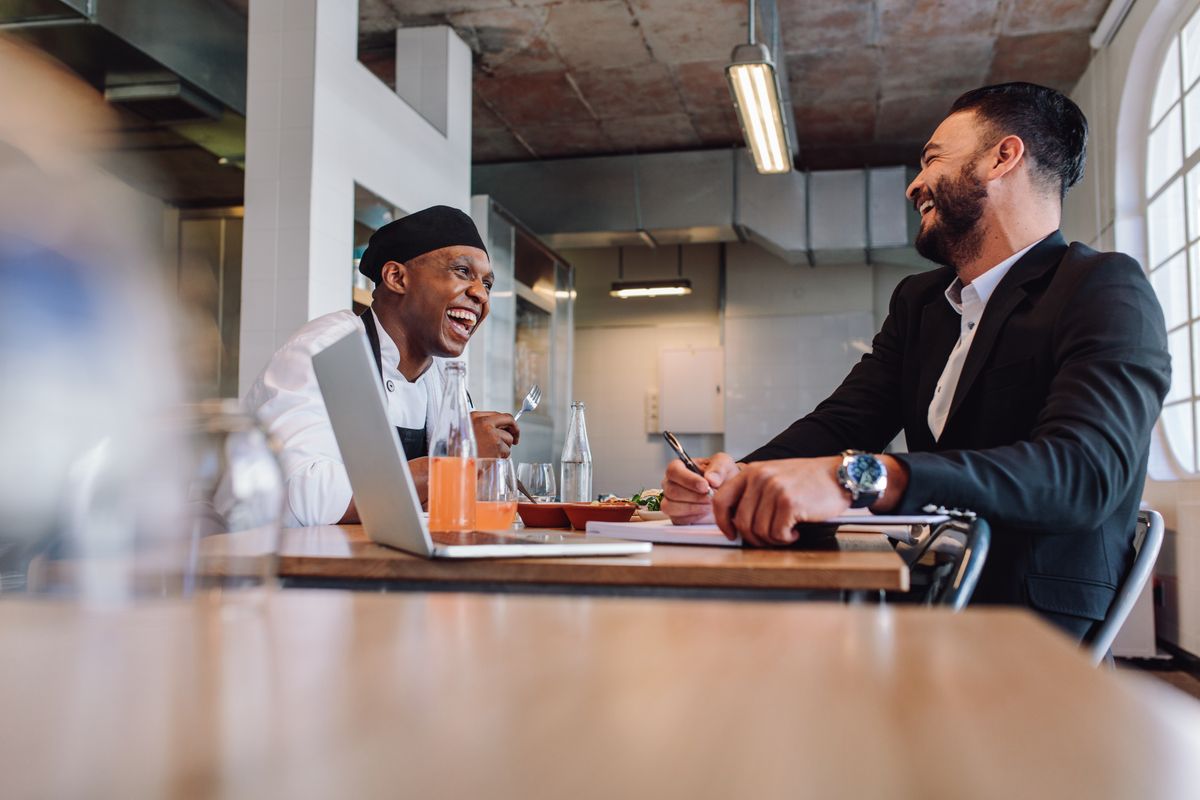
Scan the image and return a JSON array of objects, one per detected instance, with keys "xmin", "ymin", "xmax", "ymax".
[{"xmin": 847, "ymin": 455, "xmax": 884, "ymax": 490}]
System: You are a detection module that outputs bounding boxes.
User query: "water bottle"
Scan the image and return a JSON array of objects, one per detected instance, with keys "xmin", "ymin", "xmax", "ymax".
[
  {"xmin": 560, "ymin": 401, "xmax": 593, "ymax": 502},
  {"xmin": 428, "ymin": 362, "xmax": 477, "ymax": 532}
]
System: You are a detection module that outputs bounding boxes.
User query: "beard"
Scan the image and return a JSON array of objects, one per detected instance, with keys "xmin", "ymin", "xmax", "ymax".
[{"xmin": 914, "ymin": 161, "xmax": 988, "ymax": 270}]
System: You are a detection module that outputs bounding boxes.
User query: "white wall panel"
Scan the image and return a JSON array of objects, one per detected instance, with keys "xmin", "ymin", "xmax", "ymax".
[
  {"xmin": 572, "ymin": 325, "xmax": 722, "ymax": 498},
  {"xmin": 723, "ymin": 313, "xmax": 875, "ymax": 459}
]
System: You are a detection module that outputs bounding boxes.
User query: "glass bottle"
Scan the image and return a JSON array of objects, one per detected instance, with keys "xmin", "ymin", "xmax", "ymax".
[
  {"xmin": 428, "ymin": 362, "xmax": 477, "ymax": 532},
  {"xmin": 560, "ymin": 401, "xmax": 593, "ymax": 503}
]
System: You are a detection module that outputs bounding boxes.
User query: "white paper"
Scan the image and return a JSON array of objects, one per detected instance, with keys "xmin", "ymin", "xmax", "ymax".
[
  {"xmin": 585, "ymin": 519, "xmax": 742, "ymax": 547},
  {"xmin": 824, "ymin": 514, "xmax": 951, "ymax": 526},
  {"xmin": 584, "ymin": 513, "xmax": 950, "ymax": 547}
]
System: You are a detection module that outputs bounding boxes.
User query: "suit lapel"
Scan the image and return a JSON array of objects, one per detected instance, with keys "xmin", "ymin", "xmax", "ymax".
[
  {"xmin": 917, "ymin": 296, "xmax": 959, "ymax": 418},
  {"xmin": 944, "ymin": 231, "xmax": 1069, "ymax": 425}
]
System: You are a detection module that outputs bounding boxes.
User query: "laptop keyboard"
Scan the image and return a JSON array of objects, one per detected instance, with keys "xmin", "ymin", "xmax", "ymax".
[{"xmin": 430, "ymin": 529, "xmax": 580, "ymax": 546}]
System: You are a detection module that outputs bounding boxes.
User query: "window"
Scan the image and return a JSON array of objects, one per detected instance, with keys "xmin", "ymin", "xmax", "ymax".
[{"xmin": 1147, "ymin": 4, "xmax": 1200, "ymax": 473}]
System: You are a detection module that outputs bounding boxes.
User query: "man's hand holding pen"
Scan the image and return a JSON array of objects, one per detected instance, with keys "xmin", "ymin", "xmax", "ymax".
[
  {"xmin": 664, "ymin": 451, "xmax": 910, "ymax": 545},
  {"xmin": 660, "ymin": 452, "xmax": 741, "ymax": 526}
]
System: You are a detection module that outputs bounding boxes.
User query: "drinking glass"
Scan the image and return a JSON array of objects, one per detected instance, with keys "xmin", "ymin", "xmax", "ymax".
[
  {"xmin": 475, "ymin": 458, "xmax": 518, "ymax": 530},
  {"xmin": 517, "ymin": 462, "xmax": 556, "ymax": 503},
  {"xmin": 183, "ymin": 400, "xmax": 284, "ymax": 593}
]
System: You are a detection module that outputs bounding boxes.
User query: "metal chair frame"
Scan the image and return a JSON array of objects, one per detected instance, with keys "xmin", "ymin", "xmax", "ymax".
[
  {"xmin": 1087, "ymin": 509, "xmax": 1164, "ymax": 666},
  {"xmin": 909, "ymin": 517, "xmax": 991, "ymax": 611}
]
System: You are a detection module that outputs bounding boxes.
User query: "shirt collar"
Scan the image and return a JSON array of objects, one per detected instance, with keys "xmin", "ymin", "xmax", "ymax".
[
  {"xmin": 371, "ymin": 310, "xmax": 431, "ymax": 384},
  {"xmin": 943, "ymin": 235, "xmax": 1047, "ymax": 314}
]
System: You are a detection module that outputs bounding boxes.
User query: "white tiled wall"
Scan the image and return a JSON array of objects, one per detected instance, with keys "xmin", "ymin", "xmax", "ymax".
[
  {"xmin": 566, "ymin": 243, "xmax": 722, "ymax": 496},
  {"xmin": 572, "ymin": 324, "xmax": 723, "ymax": 498},
  {"xmin": 722, "ymin": 242, "xmax": 914, "ymax": 456},
  {"xmin": 724, "ymin": 243, "xmax": 875, "ymax": 318},
  {"xmin": 568, "ymin": 240, "xmax": 918, "ymax": 497},
  {"xmin": 724, "ymin": 313, "xmax": 876, "ymax": 458}
]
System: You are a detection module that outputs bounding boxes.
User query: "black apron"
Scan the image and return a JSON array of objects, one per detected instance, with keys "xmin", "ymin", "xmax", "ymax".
[{"xmin": 360, "ymin": 308, "xmax": 429, "ymax": 460}]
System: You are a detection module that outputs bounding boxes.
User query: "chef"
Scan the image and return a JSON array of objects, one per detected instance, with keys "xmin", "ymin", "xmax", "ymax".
[{"xmin": 245, "ymin": 205, "xmax": 519, "ymax": 527}]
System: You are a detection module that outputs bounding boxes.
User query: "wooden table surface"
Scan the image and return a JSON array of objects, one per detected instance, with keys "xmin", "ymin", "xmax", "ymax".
[
  {"xmin": 205, "ymin": 524, "xmax": 908, "ymax": 593},
  {"xmin": 1, "ymin": 590, "xmax": 1197, "ymax": 799}
]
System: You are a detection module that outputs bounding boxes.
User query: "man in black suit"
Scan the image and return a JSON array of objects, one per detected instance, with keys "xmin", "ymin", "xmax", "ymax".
[{"xmin": 661, "ymin": 82, "xmax": 1171, "ymax": 641}]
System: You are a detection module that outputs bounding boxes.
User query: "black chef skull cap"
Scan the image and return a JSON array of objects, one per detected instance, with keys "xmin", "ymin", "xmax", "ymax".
[{"xmin": 358, "ymin": 205, "xmax": 487, "ymax": 284}]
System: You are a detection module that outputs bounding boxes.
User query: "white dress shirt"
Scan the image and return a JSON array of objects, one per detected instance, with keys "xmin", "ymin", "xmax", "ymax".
[
  {"xmin": 244, "ymin": 310, "xmax": 451, "ymax": 527},
  {"xmin": 927, "ymin": 238, "xmax": 1044, "ymax": 441}
]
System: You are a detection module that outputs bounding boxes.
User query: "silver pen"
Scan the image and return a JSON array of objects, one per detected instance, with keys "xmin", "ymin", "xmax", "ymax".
[{"xmin": 662, "ymin": 431, "xmax": 715, "ymax": 498}]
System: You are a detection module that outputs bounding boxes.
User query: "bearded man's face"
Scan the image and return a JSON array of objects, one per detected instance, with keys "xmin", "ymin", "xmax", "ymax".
[{"xmin": 913, "ymin": 160, "xmax": 989, "ymax": 269}]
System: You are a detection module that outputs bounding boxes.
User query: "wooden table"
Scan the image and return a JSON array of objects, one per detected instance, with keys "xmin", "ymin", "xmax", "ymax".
[
  {"xmin": 204, "ymin": 524, "xmax": 908, "ymax": 597},
  {"xmin": 1, "ymin": 590, "xmax": 1197, "ymax": 799}
]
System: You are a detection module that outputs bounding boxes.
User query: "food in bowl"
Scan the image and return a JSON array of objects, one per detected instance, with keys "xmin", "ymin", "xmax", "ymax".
[{"xmin": 596, "ymin": 495, "xmax": 634, "ymax": 505}]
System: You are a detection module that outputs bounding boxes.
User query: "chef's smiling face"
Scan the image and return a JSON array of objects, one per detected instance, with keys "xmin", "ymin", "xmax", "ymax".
[{"xmin": 393, "ymin": 245, "xmax": 492, "ymax": 358}]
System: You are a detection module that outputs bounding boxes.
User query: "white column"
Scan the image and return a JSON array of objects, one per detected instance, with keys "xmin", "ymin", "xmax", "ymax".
[
  {"xmin": 240, "ymin": 0, "xmax": 473, "ymax": 395},
  {"xmin": 395, "ymin": 27, "xmax": 453, "ymax": 135}
]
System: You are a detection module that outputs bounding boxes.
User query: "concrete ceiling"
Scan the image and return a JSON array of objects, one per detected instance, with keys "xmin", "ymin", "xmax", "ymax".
[{"xmin": 359, "ymin": 0, "xmax": 1109, "ymax": 169}]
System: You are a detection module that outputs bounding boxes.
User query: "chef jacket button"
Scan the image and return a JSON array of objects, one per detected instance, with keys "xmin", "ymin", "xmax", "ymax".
[{"xmin": 386, "ymin": 380, "xmax": 395, "ymax": 392}]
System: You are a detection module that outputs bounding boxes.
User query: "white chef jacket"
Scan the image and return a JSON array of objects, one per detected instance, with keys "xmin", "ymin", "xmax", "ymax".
[
  {"xmin": 245, "ymin": 309, "xmax": 455, "ymax": 527},
  {"xmin": 927, "ymin": 237, "xmax": 1044, "ymax": 440}
]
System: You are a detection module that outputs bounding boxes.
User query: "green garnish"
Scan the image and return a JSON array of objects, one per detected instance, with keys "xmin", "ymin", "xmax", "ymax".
[{"xmin": 632, "ymin": 490, "xmax": 662, "ymax": 511}]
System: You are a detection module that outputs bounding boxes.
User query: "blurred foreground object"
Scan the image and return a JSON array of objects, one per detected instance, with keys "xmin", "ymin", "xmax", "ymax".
[
  {"xmin": 189, "ymin": 400, "xmax": 283, "ymax": 591},
  {"xmin": 0, "ymin": 36, "xmax": 191, "ymax": 600}
]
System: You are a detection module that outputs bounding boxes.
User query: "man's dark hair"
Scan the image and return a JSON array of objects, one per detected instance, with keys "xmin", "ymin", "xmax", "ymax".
[{"xmin": 949, "ymin": 82, "xmax": 1088, "ymax": 200}]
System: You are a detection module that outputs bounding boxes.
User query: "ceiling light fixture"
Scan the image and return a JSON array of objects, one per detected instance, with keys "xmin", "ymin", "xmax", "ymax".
[
  {"xmin": 609, "ymin": 245, "xmax": 693, "ymax": 299},
  {"xmin": 726, "ymin": 0, "xmax": 793, "ymax": 174}
]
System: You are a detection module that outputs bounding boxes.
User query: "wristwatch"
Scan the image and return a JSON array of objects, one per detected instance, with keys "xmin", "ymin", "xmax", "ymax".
[{"xmin": 837, "ymin": 450, "xmax": 887, "ymax": 509}]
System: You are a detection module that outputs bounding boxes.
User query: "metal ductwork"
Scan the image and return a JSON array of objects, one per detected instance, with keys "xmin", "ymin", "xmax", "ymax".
[
  {"xmin": 0, "ymin": 0, "xmax": 247, "ymax": 166},
  {"xmin": 473, "ymin": 150, "xmax": 926, "ymax": 268},
  {"xmin": 0, "ymin": 0, "xmax": 247, "ymax": 114},
  {"xmin": 104, "ymin": 70, "xmax": 223, "ymax": 123}
]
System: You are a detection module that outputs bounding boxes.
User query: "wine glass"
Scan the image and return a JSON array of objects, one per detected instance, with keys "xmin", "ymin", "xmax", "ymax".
[
  {"xmin": 517, "ymin": 462, "xmax": 556, "ymax": 503},
  {"xmin": 182, "ymin": 400, "xmax": 284, "ymax": 593}
]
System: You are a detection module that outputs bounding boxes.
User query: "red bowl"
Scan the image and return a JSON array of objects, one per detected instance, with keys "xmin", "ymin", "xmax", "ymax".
[
  {"xmin": 517, "ymin": 502, "xmax": 570, "ymax": 529},
  {"xmin": 563, "ymin": 502, "xmax": 637, "ymax": 530}
]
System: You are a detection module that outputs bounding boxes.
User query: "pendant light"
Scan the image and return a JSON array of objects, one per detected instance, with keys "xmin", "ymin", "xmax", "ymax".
[
  {"xmin": 726, "ymin": 0, "xmax": 793, "ymax": 174},
  {"xmin": 609, "ymin": 245, "xmax": 693, "ymax": 299}
]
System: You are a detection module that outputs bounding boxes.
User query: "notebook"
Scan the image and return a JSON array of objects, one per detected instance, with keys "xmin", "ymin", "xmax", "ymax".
[{"xmin": 585, "ymin": 511, "xmax": 951, "ymax": 547}]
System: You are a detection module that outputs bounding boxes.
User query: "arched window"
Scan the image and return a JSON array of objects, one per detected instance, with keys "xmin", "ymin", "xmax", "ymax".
[{"xmin": 1147, "ymin": 3, "xmax": 1200, "ymax": 473}]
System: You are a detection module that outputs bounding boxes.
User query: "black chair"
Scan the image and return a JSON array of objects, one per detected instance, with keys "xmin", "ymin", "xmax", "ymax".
[
  {"xmin": 1087, "ymin": 509, "xmax": 1164, "ymax": 666},
  {"xmin": 900, "ymin": 517, "xmax": 991, "ymax": 611}
]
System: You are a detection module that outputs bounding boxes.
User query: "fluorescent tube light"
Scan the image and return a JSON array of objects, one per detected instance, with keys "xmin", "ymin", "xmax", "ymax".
[
  {"xmin": 726, "ymin": 42, "xmax": 792, "ymax": 174},
  {"xmin": 609, "ymin": 280, "xmax": 693, "ymax": 299}
]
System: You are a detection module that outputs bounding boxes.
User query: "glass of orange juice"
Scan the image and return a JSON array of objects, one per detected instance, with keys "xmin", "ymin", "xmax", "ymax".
[{"xmin": 475, "ymin": 458, "xmax": 518, "ymax": 530}]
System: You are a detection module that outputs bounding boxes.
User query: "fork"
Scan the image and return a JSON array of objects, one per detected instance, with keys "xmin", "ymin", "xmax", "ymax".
[{"xmin": 513, "ymin": 384, "xmax": 541, "ymax": 421}]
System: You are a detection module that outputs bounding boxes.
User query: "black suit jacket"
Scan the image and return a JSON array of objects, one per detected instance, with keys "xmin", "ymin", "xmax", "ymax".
[{"xmin": 742, "ymin": 232, "xmax": 1171, "ymax": 623}]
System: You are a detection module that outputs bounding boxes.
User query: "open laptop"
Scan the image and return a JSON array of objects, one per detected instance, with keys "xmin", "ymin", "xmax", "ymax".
[{"xmin": 312, "ymin": 329, "xmax": 651, "ymax": 558}]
